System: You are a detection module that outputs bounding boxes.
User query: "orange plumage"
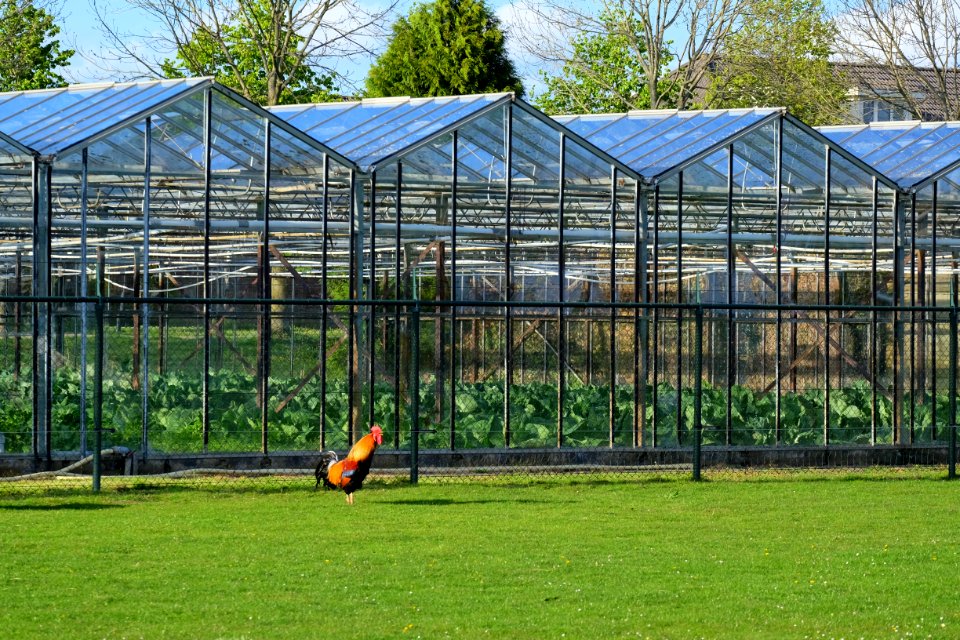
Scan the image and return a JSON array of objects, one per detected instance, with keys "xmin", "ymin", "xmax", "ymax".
[{"xmin": 315, "ymin": 425, "xmax": 382, "ymax": 504}]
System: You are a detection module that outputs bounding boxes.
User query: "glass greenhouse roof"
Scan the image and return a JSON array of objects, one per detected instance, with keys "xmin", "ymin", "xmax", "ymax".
[
  {"xmin": 555, "ymin": 108, "xmax": 781, "ymax": 179},
  {"xmin": 0, "ymin": 77, "xmax": 211, "ymax": 157},
  {"xmin": 270, "ymin": 93, "xmax": 512, "ymax": 172},
  {"xmin": 818, "ymin": 121, "xmax": 960, "ymax": 190}
]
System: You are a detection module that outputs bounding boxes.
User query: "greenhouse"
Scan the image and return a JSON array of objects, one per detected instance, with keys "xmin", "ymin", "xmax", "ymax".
[{"xmin": 0, "ymin": 77, "xmax": 957, "ymax": 471}]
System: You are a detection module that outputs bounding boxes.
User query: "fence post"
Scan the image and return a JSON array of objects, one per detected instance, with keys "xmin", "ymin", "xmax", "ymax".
[
  {"xmin": 693, "ymin": 305, "xmax": 703, "ymax": 482},
  {"xmin": 410, "ymin": 303, "xmax": 421, "ymax": 485},
  {"xmin": 92, "ymin": 298, "xmax": 104, "ymax": 493},
  {"xmin": 949, "ymin": 307, "xmax": 958, "ymax": 480}
]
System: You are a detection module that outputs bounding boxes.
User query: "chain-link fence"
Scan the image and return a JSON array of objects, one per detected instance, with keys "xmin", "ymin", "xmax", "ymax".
[{"xmin": 1, "ymin": 294, "xmax": 958, "ymax": 495}]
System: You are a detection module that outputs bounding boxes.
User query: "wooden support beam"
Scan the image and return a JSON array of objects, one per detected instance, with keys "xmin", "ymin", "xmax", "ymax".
[
  {"xmin": 480, "ymin": 318, "xmax": 583, "ymax": 385},
  {"xmin": 762, "ymin": 339, "xmax": 819, "ymax": 394},
  {"xmin": 405, "ymin": 240, "xmax": 440, "ymax": 280},
  {"xmin": 736, "ymin": 249, "xmax": 884, "ymax": 392},
  {"xmin": 269, "ymin": 245, "xmax": 318, "ymax": 297},
  {"xmin": 275, "ymin": 333, "xmax": 349, "ymax": 413}
]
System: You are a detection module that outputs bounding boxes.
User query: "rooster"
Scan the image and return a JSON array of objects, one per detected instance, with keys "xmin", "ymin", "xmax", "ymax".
[{"xmin": 315, "ymin": 425, "xmax": 383, "ymax": 504}]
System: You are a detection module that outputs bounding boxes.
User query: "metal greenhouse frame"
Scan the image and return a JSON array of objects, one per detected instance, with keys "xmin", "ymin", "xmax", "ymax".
[{"xmin": 0, "ymin": 79, "xmax": 958, "ymax": 478}]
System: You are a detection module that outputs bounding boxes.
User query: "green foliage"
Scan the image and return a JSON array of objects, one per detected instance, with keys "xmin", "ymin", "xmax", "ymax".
[
  {"xmin": 0, "ymin": 371, "xmax": 32, "ymax": 451},
  {"xmin": 160, "ymin": 0, "xmax": 336, "ymax": 105},
  {"xmin": 365, "ymin": 0, "xmax": 523, "ymax": 98},
  {"xmin": 0, "ymin": 0, "xmax": 72, "ymax": 91},
  {"xmin": 535, "ymin": 8, "xmax": 673, "ymax": 115},
  {"xmin": 2, "ymin": 365, "xmax": 955, "ymax": 454},
  {"xmin": 705, "ymin": 0, "xmax": 848, "ymax": 125}
]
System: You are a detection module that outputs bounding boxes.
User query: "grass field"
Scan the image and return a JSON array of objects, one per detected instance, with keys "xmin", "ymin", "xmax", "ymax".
[{"xmin": 2, "ymin": 470, "xmax": 960, "ymax": 639}]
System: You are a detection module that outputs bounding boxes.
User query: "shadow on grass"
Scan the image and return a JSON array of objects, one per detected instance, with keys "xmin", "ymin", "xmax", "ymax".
[
  {"xmin": 379, "ymin": 497, "xmax": 555, "ymax": 506},
  {"xmin": 0, "ymin": 502, "xmax": 126, "ymax": 511}
]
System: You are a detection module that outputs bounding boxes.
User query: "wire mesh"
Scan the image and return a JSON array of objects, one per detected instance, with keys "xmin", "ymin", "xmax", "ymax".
[{"xmin": 1, "ymin": 293, "xmax": 958, "ymax": 496}]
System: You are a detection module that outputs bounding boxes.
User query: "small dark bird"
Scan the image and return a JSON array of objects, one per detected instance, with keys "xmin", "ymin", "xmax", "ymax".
[{"xmin": 315, "ymin": 425, "xmax": 383, "ymax": 505}]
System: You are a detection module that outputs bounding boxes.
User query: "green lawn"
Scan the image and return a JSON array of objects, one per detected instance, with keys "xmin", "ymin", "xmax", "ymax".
[{"xmin": 2, "ymin": 471, "xmax": 959, "ymax": 639}]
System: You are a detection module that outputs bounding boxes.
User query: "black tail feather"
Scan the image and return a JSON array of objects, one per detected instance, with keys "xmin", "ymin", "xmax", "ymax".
[{"xmin": 315, "ymin": 451, "xmax": 338, "ymax": 490}]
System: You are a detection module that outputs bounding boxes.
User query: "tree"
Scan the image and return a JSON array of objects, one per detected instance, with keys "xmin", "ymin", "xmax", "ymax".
[
  {"xmin": 706, "ymin": 0, "xmax": 849, "ymax": 125},
  {"xmin": 0, "ymin": 0, "xmax": 72, "ymax": 91},
  {"xmin": 365, "ymin": 0, "xmax": 524, "ymax": 98},
  {"xmin": 534, "ymin": 7, "xmax": 673, "ymax": 114},
  {"xmin": 835, "ymin": 0, "xmax": 960, "ymax": 120},
  {"xmin": 92, "ymin": 0, "xmax": 395, "ymax": 106},
  {"xmin": 518, "ymin": 0, "xmax": 750, "ymax": 110},
  {"xmin": 159, "ymin": 0, "xmax": 335, "ymax": 105}
]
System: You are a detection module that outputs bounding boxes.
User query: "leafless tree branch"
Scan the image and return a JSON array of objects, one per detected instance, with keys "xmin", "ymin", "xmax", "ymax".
[
  {"xmin": 86, "ymin": 0, "xmax": 396, "ymax": 103},
  {"xmin": 836, "ymin": 0, "xmax": 960, "ymax": 119}
]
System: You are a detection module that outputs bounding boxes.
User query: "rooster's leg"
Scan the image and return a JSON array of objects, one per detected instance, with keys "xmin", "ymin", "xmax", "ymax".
[{"xmin": 346, "ymin": 493, "xmax": 353, "ymax": 505}]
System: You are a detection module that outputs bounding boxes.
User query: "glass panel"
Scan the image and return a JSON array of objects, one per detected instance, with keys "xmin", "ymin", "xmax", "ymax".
[
  {"xmin": 345, "ymin": 97, "xmax": 494, "ymax": 166},
  {"xmin": 647, "ymin": 173, "xmax": 682, "ymax": 446},
  {"xmin": 452, "ymin": 110, "xmax": 507, "ymax": 448},
  {"xmin": 265, "ymin": 127, "xmax": 346, "ymax": 453},
  {"xmin": 634, "ymin": 111, "xmax": 772, "ymax": 175},
  {"xmin": 456, "ymin": 106, "xmax": 507, "ymax": 182},
  {"xmin": 20, "ymin": 79, "xmax": 204, "ymax": 154},
  {"xmin": 559, "ymin": 113, "xmax": 663, "ymax": 159},
  {"xmin": 0, "ymin": 146, "xmax": 36, "ymax": 453},
  {"xmin": 509, "ymin": 109, "xmax": 561, "ymax": 448}
]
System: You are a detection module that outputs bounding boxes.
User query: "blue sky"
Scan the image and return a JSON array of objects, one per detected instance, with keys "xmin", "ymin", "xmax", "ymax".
[{"xmin": 57, "ymin": 0, "xmax": 551, "ymax": 92}]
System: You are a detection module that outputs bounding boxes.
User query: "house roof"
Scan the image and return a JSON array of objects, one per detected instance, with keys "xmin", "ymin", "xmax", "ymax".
[{"xmin": 835, "ymin": 61, "xmax": 960, "ymax": 121}]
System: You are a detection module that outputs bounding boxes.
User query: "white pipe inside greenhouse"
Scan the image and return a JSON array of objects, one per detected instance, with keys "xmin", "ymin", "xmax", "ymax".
[{"xmin": 0, "ymin": 216, "xmax": 958, "ymax": 251}]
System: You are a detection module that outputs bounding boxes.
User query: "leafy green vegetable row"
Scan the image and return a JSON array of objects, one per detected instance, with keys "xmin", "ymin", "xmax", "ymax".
[{"xmin": 0, "ymin": 370, "xmax": 954, "ymax": 454}]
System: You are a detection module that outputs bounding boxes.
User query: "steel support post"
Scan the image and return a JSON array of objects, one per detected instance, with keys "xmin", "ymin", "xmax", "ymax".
[
  {"xmin": 909, "ymin": 193, "xmax": 917, "ymax": 442},
  {"xmin": 202, "ymin": 88, "xmax": 212, "ymax": 453},
  {"xmin": 894, "ymin": 193, "xmax": 907, "ymax": 444},
  {"xmin": 140, "ymin": 118, "xmax": 153, "ymax": 460},
  {"xmin": 931, "ymin": 183, "xmax": 939, "ymax": 439},
  {"xmin": 949, "ymin": 306, "xmax": 958, "ymax": 479},
  {"xmin": 394, "ymin": 164, "xmax": 403, "ymax": 449},
  {"xmin": 410, "ymin": 304, "xmax": 421, "ymax": 484},
  {"xmin": 260, "ymin": 119, "xmax": 272, "ymax": 455},
  {"xmin": 348, "ymin": 169, "xmax": 358, "ymax": 444},
  {"xmin": 93, "ymin": 297, "xmax": 104, "ymax": 492},
  {"xmin": 870, "ymin": 178, "xmax": 879, "ymax": 445},
  {"xmin": 503, "ymin": 104, "xmax": 514, "ymax": 447},
  {"xmin": 609, "ymin": 165, "xmax": 617, "ymax": 448},
  {"xmin": 824, "ymin": 147, "xmax": 831, "ymax": 446},
  {"xmin": 557, "ymin": 133, "xmax": 566, "ymax": 448},
  {"xmin": 676, "ymin": 172, "xmax": 684, "ymax": 446},
  {"xmin": 33, "ymin": 159, "xmax": 52, "ymax": 463},
  {"xmin": 320, "ymin": 154, "xmax": 329, "ymax": 450},
  {"xmin": 651, "ymin": 185, "xmax": 660, "ymax": 447},
  {"xmin": 80, "ymin": 148, "xmax": 90, "ymax": 456},
  {"xmin": 726, "ymin": 145, "xmax": 735, "ymax": 446},
  {"xmin": 450, "ymin": 131, "xmax": 459, "ymax": 450},
  {"xmin": 636, "ymin": 181, "xmax": 647, "ymax": 448},
  {"xmin": 774, "ymin": 117, "xmax": 783, "ymax": 444},
  {"xmin": 693, "ymin": 306, "xmax": 704, "ymax": 481},
  {"xmin": 368, "ymin": 171, "xmax": 377, "ymax": 432}
]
